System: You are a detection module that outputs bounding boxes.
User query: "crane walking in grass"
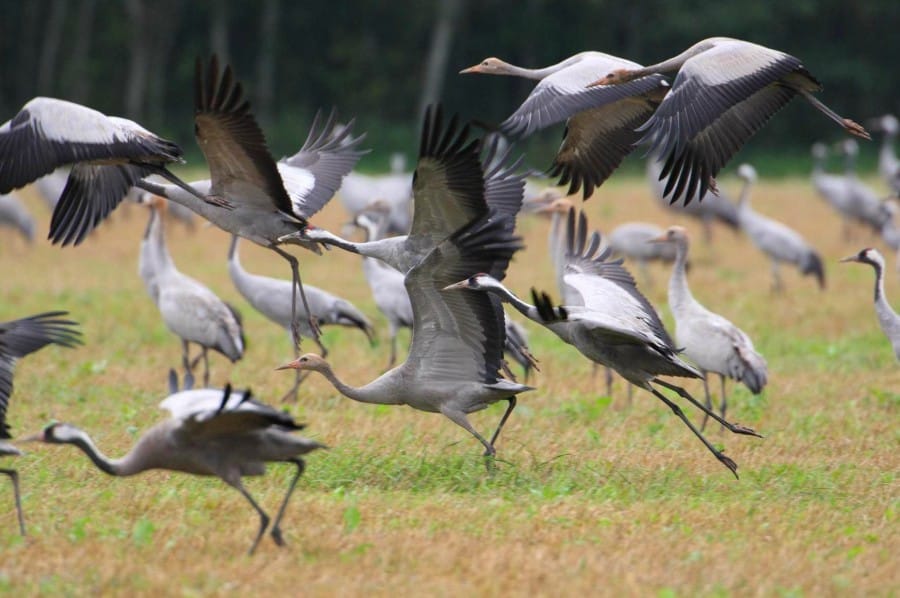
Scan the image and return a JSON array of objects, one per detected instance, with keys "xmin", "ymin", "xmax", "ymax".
[
  {"xmin": 651, "ymin": 226, "xmax": 768, "ymax": 429},
  {"xmin": 26, "ymin": 379, "xmax": 324, "ymax": 555},
  {"xmin": 0, "ymin": 311, "xmax": 82, "ymax": 535}
]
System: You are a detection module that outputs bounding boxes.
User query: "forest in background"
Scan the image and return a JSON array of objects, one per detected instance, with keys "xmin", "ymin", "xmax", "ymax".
[{"xmin": 1, "ymin": 0, "xmax": 897, "ymax": 172}]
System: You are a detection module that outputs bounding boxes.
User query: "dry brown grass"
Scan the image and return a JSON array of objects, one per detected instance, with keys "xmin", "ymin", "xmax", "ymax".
[{"xmin": 0, "ymin": 175, "xmax": 897, "ymax": 596}]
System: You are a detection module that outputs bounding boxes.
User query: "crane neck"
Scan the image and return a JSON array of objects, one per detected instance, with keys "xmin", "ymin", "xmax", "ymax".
[
  {"xmin": 842, "ymin": 149, "xmax": 857, "ymax": 176},
  {"xmin": 499, "ymin": 58, "xmax": 575, "ymax": 80},
  {"xmin": 622, "ymin": 42, "xmax": 710, "ymax": 81},
  {"xmin": 667, "ymin": 240, "xmax": 696, "ymax": 312},
  {"xmin": 315, "ymin": 364, "xmax": 402, "ymax": 405},
  {"xmin": 482, "ymin": 283, "xmax": 540, "ymax": 322},
  {"xmin": 871, "ymin": 259, "xmax": 886, "ymax": 304},
  {"xmin": 737, "ymin": 178, "xmax": 753, "ymax": 211},
  {"xmin": 68, "ymin": 431, "xmax": 147, "ymax": 477}
]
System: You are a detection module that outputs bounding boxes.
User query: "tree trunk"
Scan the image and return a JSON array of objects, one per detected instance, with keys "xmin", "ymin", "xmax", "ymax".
[
  {"xmin": 146, "ymin": 0, "xmax": 184, "ymax": 128},
  {"xmin": 417, "ymin": 0, "xmax": 464, "ymax": 118},
  {"xmin": 255, "ymin": 0, "xmax": 281, "ymax": 127},
  {"xmin": 124, "ymin": 0, "xmax": 150, "ymax": 119},
  {"xmin": 37, "ymin": 0, "xmax": 69, "ymax": 94}
]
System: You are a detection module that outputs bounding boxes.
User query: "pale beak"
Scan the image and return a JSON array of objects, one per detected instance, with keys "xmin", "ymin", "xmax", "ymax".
[
  {"xmin": 646, "ymin": 234, "xmax": 670, "ymax": 244},
  {"xmin": 586, "ymin": 78, "xmax": 606, "ymax": 88},
  {"xmin": 442, "ymin": 280, "xmax": 470, "ymax": 291},
  {"xmin": 459, "ymin": 64, "xmax": 483, "ymax": 74},
  {"xmin": 19, "ymin": 432, "xmax": 43, "ymax": 443},
  {"xmin": 275, "ymin": 358, "xmax": 301, "ymax": 371},
  {"xmin": 839, "ymin": 255, "xmax": 860, "ymax": 263}
]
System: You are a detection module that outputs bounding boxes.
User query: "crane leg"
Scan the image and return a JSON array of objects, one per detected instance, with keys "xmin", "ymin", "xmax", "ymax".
[
  {"xmin": 700, "ymin": 375, "xmax": 712, "ymax": 431},
  {"xmin": 771, "ymin": 260, "xmax": 783, "ymax": 293},
  {"xmin": 0, "ymin": 469, "xmax": 26, "ymax": 536},
  {"xmin": 228, "ymin": 478, "xmax": 270, "ymax": 556},
  {"xmin": 386, "ymin": 330, "xmax": 398, "ymax": 372},
  {"xmin": 652, "ymin": 379, "xmax": 762, "ymax": 438},
  {"xmin": 604, "ymin": 366, "xmax": 614, "ymax": 398},
  {"xmin": 181, "ymin": 340, "xmax": 193, "ymax": 381},
  {"xmin": 272, "ymin": 245, "xmax": 320, "ymax": 351},
  {"xmin": 440, "ymin": 407, "xmax": 497, "ymax": 469},
  {"xmin": 269, "ymin": 459, "xmax": 306, "ymax": 547},
  {"xmin": 202, "ymin": 349, "xmax": 210, "ymax": 388},
  {"xmin": 719, "ymin": 374, "xmax": 729, "ymax": 426},
  {"xmin": 488, "ymin": 397, "xmax": 517, "ymax": 449},
  {"xmin": 647, "ymin": 388, "xmax": 739, "ymax": 479}
]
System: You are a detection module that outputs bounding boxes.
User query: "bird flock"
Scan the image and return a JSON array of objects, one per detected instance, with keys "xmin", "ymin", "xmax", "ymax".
[{"xmin": 0, "ymin": 37, "xmax": 897, "ymax": 554}]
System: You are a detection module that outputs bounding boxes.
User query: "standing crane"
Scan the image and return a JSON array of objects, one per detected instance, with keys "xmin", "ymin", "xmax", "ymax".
[
  {"xmin": 446, "ymin": 209, "xmax": 762, "ymax": 477},
  {"xmin": 835, "ymin": 139, "xmax": 891, "ymax": 235},
  {"xmin": 278, "ymin": 113, "xmax": 532, "ymax": 461},
  {"xmin": 0, "ymin": 311, "xmax": 82, "ymax": 534},
  {"xmin": 734, "ymin": 164, "xmax": 825, "ymax": 291},
  {"xmin": 810, "ymin": 142, "xmax": 857, "ymax": 239},
  {"xmin": 460, "ymin": 52, "xmax": 669, "ymax": 199},
  {"xmin": 0, "ymin": 192, "xmax": 35, "ymax": 245},
  {"xmin": 607, "ymin": 222, "xmax": 678, "ymax": 288},
  {"xmin": 651, "ymin": 226, "xmax": 768, "ymax": 429},
  {"xmin": 41, "ymin": 57, "xmax": 366, "ymax": 350},
  {"xmin": 228, "ymin": 234, "xmax": 373, "ymax": 401},
  {"xmin": 25, "ymin": 382, "xmax": 324, "ymax": 554},
  {"xmin": 595, "ymin": 37, "xmax": 870, "ymax": 203},
  {"xmin": 140, "ymin": 195, "xmax": 244, "ymax": 386},
  {"xmin": 869, "ymin": 114, "xmax": 900, "ymax": 194},
  {"xmin": 841, "ymin": 248, "xmax": 900, "ymax": 360}
]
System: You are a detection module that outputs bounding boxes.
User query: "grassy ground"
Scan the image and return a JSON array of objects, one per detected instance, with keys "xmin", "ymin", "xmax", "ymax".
[{"xmin": 0, "ymin": 176, "xmax": 897, "ymax": 596}]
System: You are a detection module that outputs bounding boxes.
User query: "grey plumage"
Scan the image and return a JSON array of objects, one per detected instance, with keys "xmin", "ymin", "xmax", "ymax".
[
  {"xmin": 599, "ymin": 37, "xmax": 869, "ymax": 204},
  {"xmin": 735, "ymin": 164, "xmax": 825, "ymax": 290},
  {"xmin": 841, "ymin": 248, "xmax": 900, "ymax": 360},
  {"xmin": 0, "ymin": 311, "xmax": 82, "ymax": 535},
  {"xmin": 870, "ymin": 114, "xmax": 900, "ymax": 194},
  {"xmin": 27, "ymin": 383, "xmax": 324, "ymax": 554},
  {"xmin": 460, "ymin": 52, "xmax": 669, "ymax": 199},
  {"xmin": 655, "ymin": 226, "xmax": 769, "ymax": 429},
  {"xmin": 835, "ymin": 140, "xmax": 892, "ymax": 234},
  {"xmin": 607, "ymin": 221, "xmax": 677, "ymax": 287},
  {"xmin": 140, "ymin": 196, "xmax": 245, "ymax": 386},
  {"xmin": 448, "ymin": 210, "xmax": 762, "ymax": 477}
]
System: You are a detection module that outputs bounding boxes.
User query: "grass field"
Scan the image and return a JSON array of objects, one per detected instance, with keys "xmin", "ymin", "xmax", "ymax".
[{"xmin": 0, "ymin": 176, "xmax": 897, "ymax": 596}]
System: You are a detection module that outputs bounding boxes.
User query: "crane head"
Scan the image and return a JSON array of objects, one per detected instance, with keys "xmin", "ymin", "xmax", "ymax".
[
  {"xmin": 840, "ymin": 248, "xmax": 884, "ymax": 268},
  {"xmin": 276, "ymin": 353, "xmax": 328, "ymax": 372},
  {"xmin": 648, "ymin": 226, "xmax": 689, "ymax": 246},
  {"xmin": 443, "ymin": 273, "xmax": 497, "ymax": 292},
  {"xmin": 459, "ymin": 57, "xmax": 509, "ymax": 75},
  {"xmin": 22, "ymin": 422, "xmax": 83, "ymax": 445}
]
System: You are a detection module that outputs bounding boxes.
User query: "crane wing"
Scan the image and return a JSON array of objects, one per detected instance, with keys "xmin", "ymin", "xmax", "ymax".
[
  {"xmin": 638, "ymin": 42, "xmax": 808, "ymax": 203},
  {"xmin": 164, "ymin": 386, "xmax": 304, "ymax": 438},
  {"xmin": 0, "ymin": 97, "xmax": 182, "ymax": 194},
  {"xmin": 279, "ymin": 110, "xmax": 368, "ymax": 219},
  {"xmin": 410, "ymin": 106, "xmax": 487, "ymax": 247},
  {"xmin": 405, "ymin": 216, "xmax": 522, "ymax": 384},
  {"xmin": 194, "ymin": 56, "xmax": 294, "ymax": 215},
  {"xmin": 0, "ymin": 312, "xmax": 82, "ymax": 438}
]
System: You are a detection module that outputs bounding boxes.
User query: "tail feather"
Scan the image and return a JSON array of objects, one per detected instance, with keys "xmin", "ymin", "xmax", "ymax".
[
  {"xmin": 801, "ymin": 250, "xmax": 826, "ymax": 290},
  {"xmin": 735, "ymin": 345, "xmax": 767, "ymax": 393}
]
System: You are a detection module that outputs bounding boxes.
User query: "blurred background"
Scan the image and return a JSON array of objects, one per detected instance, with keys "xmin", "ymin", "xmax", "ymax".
[{"xmin": 1, "ymin": 0, "xmax": 897, "ymax": 173}]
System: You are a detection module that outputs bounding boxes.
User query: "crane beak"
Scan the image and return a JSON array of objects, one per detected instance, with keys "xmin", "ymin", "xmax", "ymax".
[
  {"xmin": 18, "ymin": 432, "xmax": 44, "ymax": 443},
  {"xmin": 275, "ymin": 358, "xmax": 301, "ymax": 371},
  {"xmin": 839, "ymin": 255, "xmax": 861, "ymax": 263},
  {"xmin": 459, "ymin": 64, "xmax": 483, "ymax": 74},
  {"xmin": 442, "ymin": 280, "xmax": 470, "ymax": 291},
  {"xmin": 646, "ymin": 234, "xmax": 669, "ymax": 244}
]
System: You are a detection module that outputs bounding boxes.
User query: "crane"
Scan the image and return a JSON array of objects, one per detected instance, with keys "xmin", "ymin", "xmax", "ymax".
[
  {"xmin": 448, "ymin": 208, "xmax": 762, "ymax": 477},
  {"xmin": 835, "ymin": 139, "xmax": 891, "ymax": 234},
  {"xmin": 810, "ymin": 142, "xmax": 857, "ymax": 239},
  {"xmin": 0, "ymin": 311, "xmax": 82, "ymax": 534},
  {"xmin": 278, "ymin": 113, "xmax": 531, "ymax": 460},
  {"xmin": 0, "ymin": 97, "xmax": 217, "ymax": 219},
  {"xmin": 606, "ymin": 222, "xmax": 678, "ymax": 287},
  {"xmin": 228, "ymin": 234, "xmax": 374, "ymax": 401},
  {"xmin": 460, "ymin": 52, "xmax": 669, "ymax": 198},
  {"xmin": 651, "ymin": 226, "xmax": 768, "ymax": 429},
  {"xmin": 25, "ymin": 381, "xmax": 324, "ymax": 554},
  {"xmin": 869, "ymin": 114, "xmax": 900, "ymax": 194},
  {"xmin": 595, "ymin": 37, "xmax": 870, "ymax": 203},
  {"xmin": 841, "ymin": 248, "xmax": 900, "ymax": 360},
  {"xmin": 46, "ymin": 56, "xmax": 367, "ymax": 350},
  {"xmin": 140, "ymin": 195, "xmax": 244, "ymax": 386},
  {"xmin": 734, "ymin": 164, "xmax": 825, "ymax": 290}
]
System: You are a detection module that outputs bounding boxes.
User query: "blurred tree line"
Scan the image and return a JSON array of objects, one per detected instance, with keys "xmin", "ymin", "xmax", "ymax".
[{"xmin": 0, "ymin": 0, "xmax": 897, "ymax": 172}]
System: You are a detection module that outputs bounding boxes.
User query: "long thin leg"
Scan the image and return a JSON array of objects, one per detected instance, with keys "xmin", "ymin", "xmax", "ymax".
[
  {"xmin": 440, "ymin": 407, "xmax": 496, "ymax": 458},
  {"xmin": 798, "ymin": 90, "xmax": 870, "ymax": 140},
  {"xmin": 719, "ymin": 374, "xmax": 728, "ymax": 422},
  {"xmin": 272, "ymin": 245, "xmax": 320, "ymax": 350},
  {"xmin": 647, "ymin": 388, "xmax": 739, "ymax": 479},
  {"xmin": 701, "ymin": 374, "xmax": 712, "ymax": 431},
  {"xmin": 488, "ymin": 397, "xmax": 517, "ymax": 449},
  {"xmin": 771, "ymin": 259, "xmax": 783, "ymax": 293},
  {"xmin": 202, "ymin": 348, "xmax": 210, "ymax": 388},
  {"xmin": 269, "ymin": 459, "xmax": 306, "ymax": 547},
  {"xmin": 228, "ymin": 478, "xmax": 270, "ymax": 556},
  {"xmin": 181, "ymin": 340, "xmax": 193, "ymax": 381},
  {"xmin": 386, "ymin": 326, "xmax": 398, "ymax": 371},
  {"xmin": 0, "ymin": 469, "xmax": 25, "ymax": 536},
  {"xmin": 604, "ymin": 366, "xmax": 614, "ymax": 397},
  {"xmin": 653, "ymin": 379, "xmax": 762, "ymax": 438}
]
